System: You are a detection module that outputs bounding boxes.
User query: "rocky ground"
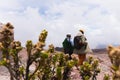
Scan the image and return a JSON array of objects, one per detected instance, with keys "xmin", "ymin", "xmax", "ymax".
[{"xmin": 0, "ymin": 49, "xmax": 113, "ymax": 80}]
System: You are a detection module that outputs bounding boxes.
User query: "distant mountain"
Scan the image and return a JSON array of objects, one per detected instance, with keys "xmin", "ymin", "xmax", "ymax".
[
  {"xmin": 96, "ymin": 44, "xmax": 119, "ymax": 49},
  {"xmin": 95, "ymin": 44, "xmax": 107, "ymax": 49},
  {"xmin": 55, "ymin": 47, "xmax": 107, "ymax": 54},
  {"xmin": 92, "ymin": 48, "xmax": 106, "ymax": 53},
  {"xmin": 55, "ymin": 47, "xmax": 64, "ymax": 52}
]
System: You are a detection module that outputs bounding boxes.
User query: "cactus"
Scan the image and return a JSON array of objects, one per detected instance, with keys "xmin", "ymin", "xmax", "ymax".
[
  {"xmin": 0, "ymin": 22, "xmax": 19, "ymax": 80},
  {"xmin": 0, "ymin": 23, "xmax": 78, "ymax": 80},
  {"xmin": 111, "ymin": 65, "xmax": 120, "ymax": 80},
  {"xmin": 103, "ymin": 74, "xmax": 110, "ymax": 80},
  {"xmin": 107, "ymin": 45, "xmax": 120, "ymax": 80},
  {"xmin": 79, "ymin": 56, "xmax": 100, "ymax": 80}
]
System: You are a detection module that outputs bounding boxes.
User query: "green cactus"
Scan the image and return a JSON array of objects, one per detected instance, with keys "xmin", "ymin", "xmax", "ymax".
[
  {"xmin": 39, "ymin": 29, "xmax": 48, "ymax": 43},
  {"xmin": 111, "ymin": 65, "xmax": 120, "ymax": 80},
  {"xmin": 103, "ymin": 74, "xmax": 110, "ymax": 80},
  {"xmin": 0, "ymin": 23, "xmax": 78, "ymax": 80},
  {"xmin": 56, "ymin": 67, "xmax": 63, "ymax": 80},
  {"xmin": 107, "ymin": 45, "xmax": 120, "ymax": 80},
  {"xmin": 47, "ymin": 44, "xmax": 55, "ymax": 53},
  {"xmin": 79, "ymin": 56, "xmax": 100, "ymax": 80}
]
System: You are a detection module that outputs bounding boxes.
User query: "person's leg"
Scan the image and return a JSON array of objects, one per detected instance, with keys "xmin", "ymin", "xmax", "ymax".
[
  {"xmin": 69, "ymin": 54, "xmax": 72, "ymax": 60},
  {"xmin": 64, "ymin": 49, "xmax": 67, "ymax": 54},
  {"xmin": 69, "ymin": 52, "xmax": 73, "ymax": 60},
  {"xmin": 83, "ymin": 54, "xmax": 86, "ymax": 62},
  {"xmin": 78, "ymin": 54, "xmax": 86, "ymax": 65}
]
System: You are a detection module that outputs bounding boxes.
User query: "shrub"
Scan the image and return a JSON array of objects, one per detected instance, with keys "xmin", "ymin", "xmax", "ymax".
[
  {"xmin": 0, "ymin": 23, "xmax": 78, "ymax": 80},
  {"xmin": 79, "ymin": 56, "xmax": 100, "ymax": 80},
  {"xmin": 107, "ymin": 45, "xmax": 120, "ymax": 80}
]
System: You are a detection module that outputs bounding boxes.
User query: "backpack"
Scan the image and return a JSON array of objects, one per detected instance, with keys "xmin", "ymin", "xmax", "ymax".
[{"xmin": 74, "ymin": 35, "xmax": 86, "ymax": 49}]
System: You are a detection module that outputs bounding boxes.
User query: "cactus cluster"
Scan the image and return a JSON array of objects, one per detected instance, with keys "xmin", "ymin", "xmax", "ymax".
[
  {"xmin": 1, "ymin": 22, "xmax": 120, "ymax": 80},
  {"xmin": 103, "ymin": 74, "xmax": 110, "ymax": 80},
  {"xmin": 0, "ymin": 23, "xmax": 78, "ymax": 80},
  {"xmin": 79, "ymin": 56, "xmax": 100, "ymax": 80},
  {"xmin": 107, "ymin": 45, "xmax": 120, "ymax": 80}
]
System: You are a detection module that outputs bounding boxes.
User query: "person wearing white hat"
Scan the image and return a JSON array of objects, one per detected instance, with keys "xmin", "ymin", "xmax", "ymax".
[{"xmin": 73, "ymin": 29, "xmax": 92, "ymax": 65}]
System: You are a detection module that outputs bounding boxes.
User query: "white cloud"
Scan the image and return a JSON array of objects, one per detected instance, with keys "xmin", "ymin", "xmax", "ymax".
[
  {"xmin": 0, "ymin": 0, "xmax": 120, "ymax": 49},
  {"xmin": 0, "ymin": 0, "xmax": 21, "ymax": 11}
]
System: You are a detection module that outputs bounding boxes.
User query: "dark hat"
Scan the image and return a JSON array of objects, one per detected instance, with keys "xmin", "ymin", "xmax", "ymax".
[{"xmin": 66, "ymin": 34, "xmax": 71, "ymax": 37}]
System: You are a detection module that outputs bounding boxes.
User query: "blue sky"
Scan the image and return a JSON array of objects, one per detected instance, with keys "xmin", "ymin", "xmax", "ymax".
[{"xmin": 0, "ymin": 0, "xmax": 120, "ymax": 49}]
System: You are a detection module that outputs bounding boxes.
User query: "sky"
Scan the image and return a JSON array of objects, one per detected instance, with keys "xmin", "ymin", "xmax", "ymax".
[{"xmin": 0, "ymin": 0, "xmax": 120, "ymax": 49}]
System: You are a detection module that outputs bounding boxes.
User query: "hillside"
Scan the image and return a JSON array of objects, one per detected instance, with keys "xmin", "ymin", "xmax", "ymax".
[{"xmin": 55, "ymin": 47, "xmax": 107, "ymax": 53}]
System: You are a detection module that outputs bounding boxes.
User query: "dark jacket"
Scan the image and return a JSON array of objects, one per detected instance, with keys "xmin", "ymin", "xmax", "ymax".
[{"xmin": 62, "ymin": 38, "xmax": 74, "ymax": 54}]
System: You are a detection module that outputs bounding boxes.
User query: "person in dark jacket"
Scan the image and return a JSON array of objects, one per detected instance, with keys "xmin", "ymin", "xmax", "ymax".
[{"xmin": 62, "ymin": 34, "xmax": 74, "ymax": 59}]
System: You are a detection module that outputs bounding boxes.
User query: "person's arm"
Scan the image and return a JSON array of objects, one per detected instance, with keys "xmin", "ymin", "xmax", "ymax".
[{"xmin": 62, "ymin": 38, "xmax": 67, "ymax": 48}]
